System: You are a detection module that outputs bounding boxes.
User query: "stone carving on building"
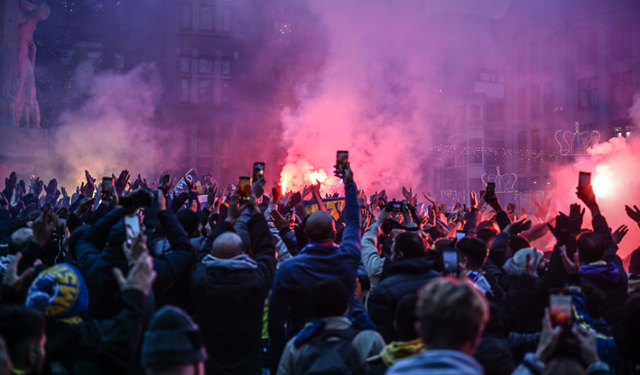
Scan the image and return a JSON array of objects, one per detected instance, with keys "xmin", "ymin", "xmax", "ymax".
[{"xmin": 1, "ymin": 0, "xmax": 49, "ymax": 128}]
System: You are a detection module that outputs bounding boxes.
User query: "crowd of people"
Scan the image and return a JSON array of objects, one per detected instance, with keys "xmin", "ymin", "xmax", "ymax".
[{"xmin": 0, "ymin": 164, "xmax": 639, "ymax": 375}]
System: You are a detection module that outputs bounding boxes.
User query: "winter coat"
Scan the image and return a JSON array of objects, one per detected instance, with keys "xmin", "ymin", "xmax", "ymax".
[
  {"xmin": 367, "ymin": 255, "xmax": 440, "ymax": 343},
  {"xmin": 191, "ymin": 213, "xmax": 277, "ymax": 375}
]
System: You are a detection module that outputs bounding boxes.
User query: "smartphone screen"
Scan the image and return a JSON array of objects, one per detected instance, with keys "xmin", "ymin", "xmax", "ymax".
[
  {"xmin": 578, "ymin": 172, "xmax": 591, "ymax": 189},
  {"xmin": 336, "ymin": 151, "xmax": 349, "ymax": 174},
  {"xmin": 486, "ymin": 182, "xmax": 496, "ymax": 195},
  {"xmin": 102, "ymin": 177, "xmax": 113, "ymax": 198},
  {"xmin": 455, "ymin": 231, "xmax": 466, "ymax": 240},
  {"xmin": 238, "ymin": 176, "xmax": 251, "ymax": 203},
  {"xmin": 388, "ymin": 201, "xmax": 402, "ymax": 212},
  {"xmin": 442, "ymin": 249, "xmax": 459, "ymax": 275},
  {"xmin": 124, "ymin": 214, "xmax": 141, "ymax": 238},
  {"xmin": 253, "ymin": 163, "xmax": 265, "ymax": 183},
  {"xmin": 549, "ymin": 294, "xmax": 573, "ymax": 327},
  {"xmin": 507, "ymin": 203, "xmax": 516, "ymax": 213}
]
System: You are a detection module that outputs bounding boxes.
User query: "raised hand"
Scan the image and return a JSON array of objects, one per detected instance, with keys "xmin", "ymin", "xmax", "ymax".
[
  {"xmin": 576, "ymin": 185, "xmax": 597, "ymax": 209},
  {"xmin": 547, "ymin": 213, "xmax": 571, "ymax": 245},
  {"xmin": 505, "ymin": 218, "xmax": 532, "ymax": 235},
  {"xmin": 272, "ymin": 184, "xmax": 283, "ymax": 204},
  {"xmin": 572, "ymin": 324, "xmax": 600, "ymax": 366},
  {"xmin": 625, "ymin": 205, "xmax": 640, "ymax": 222},
  {"xmin": 559, "ymin": 245, "xmax": 580, "ymax": 274},
  {"xmin": 45, "ymin": 178, "xmax": 58, "ymax": 197},
  {"xmin": 122, "ymin": 228, "xmax": 149, "ymax": 264},
  {"xmin": 252, "ymin": 177, "xmax": 266, "ymax": 199},
  {"xmin": 112, "ymin": 253, "xmax": 156, "ymax": 297},
  {"xmin": 33, "ymin": 177, "xmax": 43, "ymax": 196},
  {"xmin": 568, "ymin": 203, "xmax": 585, "ymax": 235},
  {"xmin": 469, "ymin": 192, "xmax": 478, "ymax": 210},
  {"xmin": 1, "ymin": 252, "xmax": 35, "ymax": 293},
  {"xmin": 4, "ymin": 172, "xmax": 17, "ymax": 192},
  {"xmin": 32, "ymin": 203, "xmax": 60, "ymax": 247},
  {"xmin": 611, "ymin": 224, "xmax": 629, "ymax": 245},
  {"xmin": 535, "ymin": 309, "xmax": 562, "ymax": 363},
  {"xmin": 74, "ymin": 197, "xmax": 96, "ymax": 217},
  {"xmin": 301, "ymin": 185, "xmax": 312, "ymax": 199},
  {"xmin": 114, "ymin": 170, "xmax": 130, "ymax": 196},
  {"xmin": 342, "ymin": 163, "xmax": 354, "ymax": 184},
  {"xmin": 270, "ymin": 210, "xmax": 289, "ymax": 231}
]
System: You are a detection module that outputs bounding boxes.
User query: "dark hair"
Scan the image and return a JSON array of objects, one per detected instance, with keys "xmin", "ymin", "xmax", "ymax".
[
  {"xmin": 8, "ymin": 229, "xmax": 31, "ymax": 255},
  {"xmin": 477, "ymin": 228, "xmax": 498, "ymax": 245},
  {"xmin": 457, "ymin": 237, "xmax": 488, "ymax": 269},
  {"xmin": 312, "ymin": 279, "xmax": 349, "ymax": 318},
  {"xmin": 582, "ymin": 283, "xmax": 605, "ymax": 319},
  {"xmin": 509, "ymin": 235, "xmax": 531, "ymax": 253},
  {"xmin": 395, "ymin": 295, "xmax": 418, "ymax": 342},
  {"xmin": 394, "ymin": 232, "xmax": 426, "ymax": 259},
  {"xmin": 68, "ymin": 225, "xmax": 91, "ymax": 261},
  {"xmin": 176, "ymin": 209, "xmax": 200, "ymax": 237},
  {"xmin": 0, "ymin": 306, "xmax": 45, "ymax": 363},
  {"xmin": 434, "ymin": 238, "xmax": 455, "ymax": 253},
  {"xmin": 577, "ymin": 232, "xmax": 605, "ymax": 265},
  {"xmin": 417, "ymin": 278, "xmax": 488, "ymax": 351},
  {"xmin": 630, "ymin": 247, "xmax": 640, "ymax": 275}
]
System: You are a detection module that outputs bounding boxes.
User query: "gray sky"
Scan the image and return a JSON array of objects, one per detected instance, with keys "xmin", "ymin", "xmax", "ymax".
[{"xmin": 425, "ymin": 0, "xmax": 512, "ymax": 19}]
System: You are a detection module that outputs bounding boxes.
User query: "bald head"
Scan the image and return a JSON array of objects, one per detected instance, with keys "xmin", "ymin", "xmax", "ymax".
[
  {"xmin": 211, "ymin": 232, "xmax": 243, "ymax": 259},
  {"xmin": 9, "ymin": 228, "xmax": 33, "ymax": 255},
  {"xmin": 305, "ymin": 211, "xmax": 336, "ymax": 243}
]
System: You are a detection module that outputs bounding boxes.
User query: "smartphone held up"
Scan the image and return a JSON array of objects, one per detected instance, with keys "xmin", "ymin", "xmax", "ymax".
[
  {"xmin": 238, "ymin": 176, "xmax": 251, "ymax": 203},
  {"xmin": 336, "ymin": 151, "xmax": 348, "ymax": 177},
  {"xmin": 253, "ymin": 163, "xmax": 265, "ymax": 183}
]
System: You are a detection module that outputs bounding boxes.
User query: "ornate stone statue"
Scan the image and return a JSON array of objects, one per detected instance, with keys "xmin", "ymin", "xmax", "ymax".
[{"xmin": 2, "ymin": 0, "xmax": 49, "ymax": 128}]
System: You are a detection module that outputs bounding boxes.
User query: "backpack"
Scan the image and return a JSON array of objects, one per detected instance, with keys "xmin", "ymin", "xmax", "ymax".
[{"xmin": 293, "ymin": 326, "xmax": 363, "ymax": 375}]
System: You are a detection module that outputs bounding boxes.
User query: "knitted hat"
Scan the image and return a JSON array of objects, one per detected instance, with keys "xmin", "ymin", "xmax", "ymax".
[
  {"xmin": 26, "ymin": 263, "xmax": 89, "ymax": 319},
  {"xmin": 142, "ymin": 306, "xmax": 208, "ymax": 368},
  {"xmin": 502, "ymin": 247, "xmax": 544, "ymax": 276}
]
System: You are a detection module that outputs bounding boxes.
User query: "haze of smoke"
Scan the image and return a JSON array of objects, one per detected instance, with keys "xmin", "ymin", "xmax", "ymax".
[
  {"xmin": 52, "ymin": 62, "xmax": 180, "ymax": 187},
  {"xmin": 550, "ymin": 93, "xmax": 640, "ymax": 260},
  {"xmin": 279, "ymin": 0, "xmax": 441, "ymax": 196}
]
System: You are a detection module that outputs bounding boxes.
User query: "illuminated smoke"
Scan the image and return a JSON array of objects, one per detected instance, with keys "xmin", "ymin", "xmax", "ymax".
[
  {"xmin": 51, "ymin": 62, "xmax": 182, "ymax": 187},
  {"xmin": 278, "ymin": 0, "xmax": 444, "ymax": 196}
]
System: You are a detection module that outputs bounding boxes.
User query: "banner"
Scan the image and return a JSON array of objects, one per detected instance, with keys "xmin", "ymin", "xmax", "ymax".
[
  {"xmin": 173, "ymin": 168, "xmax": 203, "ymax": 195},
  {"xmin": 302, "ymin": 197, "xmax": 345, "ymax": 220}
]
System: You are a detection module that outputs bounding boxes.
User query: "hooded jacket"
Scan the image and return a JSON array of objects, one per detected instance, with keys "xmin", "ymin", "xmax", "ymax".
[
  {"xmin": 367, "ymin": 255, "xmax": 440, "ymax": 343},
  {"xmin": 191, "ymin": 213, "xmax": 276, "ymax": 375},
  {"xmin": 386, "ymin": 349, "xmax": 484, "ymax": 375}
]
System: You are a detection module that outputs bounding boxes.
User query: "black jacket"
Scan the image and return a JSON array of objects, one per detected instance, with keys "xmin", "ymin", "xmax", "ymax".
[
  {"xmin": 367, "ymin": 255, "xmax": 440, "ymax": 343},
  {"xmin": 191, "ymin": 213, "xmax": 277, "ymax": 375},
  {"xmin": 582, "ymin": 214, "xmax": 628, "ymax": 347}
]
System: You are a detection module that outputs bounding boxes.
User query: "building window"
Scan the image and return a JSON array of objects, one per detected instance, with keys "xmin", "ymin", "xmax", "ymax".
[
  {"xmin": 470, "ymin": 104, "xmax": 480, "ymax": 119},
  {"xmin": 181, "ymin": 78, "xmax": 190, "ymax": 102},
  {"xmin": 222, "ymin": 8, "xmax": 232, "ymax": 32},
  {"xmin": 199, "ymin": 58, "xmax": 214, "ymax": 74},
  {"xmin": 608, "ymin": 19, "xmax": 632, "ymax": 60},
  {"xmin": 221, "ymin": 81, "xmax": 231, "ymax": 103},
  {"xmin": 530, "ymin": 85, "xmax": 540, "ymax": 118},
  {"xmin": 199, "ymin": 79, "xmax": 214, "ymax": 103},
  {"xmin": 180, "ymin": 57, "xmax": 190, "ymax": 73},
  {"xmin": 516, "ymin": 44, "xmax": 526, "ymax": 74},
  {"xmin": 543, "ymin": 38, "xmax": 553, "ymax": 71},
  {"xmin": 221, "ymin": 59, "xmax": 232, "ymax": 76},
  {"xmin": 517, "ymin": 87, "xmax": 527, "ymax": 119},
  {"xmin": 611, "ymin": 71, "xmax": 632, "ymax": 107},
  {"xmin": 578, "ymin": 77, "xmax": 597, "ymax": 110},
  {"xmin": 87, "ymin": 51, "xmax": 102, "ymax": 64},
  {"xmin": 531, "ymin": 129, "xmax": 541, "ymax": 151},
  {"xmin": 543, "ymin": 83, "xmax": 554, "ymax": 114},
  {"xmin": 181, "ymin": 4, "xmax": 192, "ymax": 30},
  {"xmin": 199, "ymin": 5, "xmax": 214, "ymax": 30},
  {"xmin": 576, "ymin": 29, "xmax": 597, "ymax": 65},
  {"xmin": 518, "ymin": 131, "xmax": 527, "ymax": 150},
  {"xmin": 530, "ymin": 41, "xmax": 540, "ymax": 73}
]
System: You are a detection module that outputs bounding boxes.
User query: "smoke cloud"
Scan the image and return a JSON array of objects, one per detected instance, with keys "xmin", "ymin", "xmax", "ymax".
[
  {"xmin": 550, "ymin": 93, "xmax": 640, "ymax": 260},
  {"xmin": 278, "ymin": 0, "xmax": 444, "ymax": 195},
  {"xmin": 51, "ymin": 62, "xmax": 181, "ymax": 187}
]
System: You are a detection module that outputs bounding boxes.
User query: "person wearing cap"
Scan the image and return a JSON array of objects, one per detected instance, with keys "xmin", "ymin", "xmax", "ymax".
[{"xmin": 142, "ymin": 305, "xmax": 207, "ymax": 375}]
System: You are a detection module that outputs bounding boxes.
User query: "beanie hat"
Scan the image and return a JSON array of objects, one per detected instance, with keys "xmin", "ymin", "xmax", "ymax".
[
  {"xmin": 502, "ymin": 247, "xmax": 544, "ymax": 277},
  {"xmin": 26, "ymin": 263, "xmax": 89, "ymax": 319},
  {"xmin": 142, "ymin": 306, "xmax": 208, "ymax": 368}
]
